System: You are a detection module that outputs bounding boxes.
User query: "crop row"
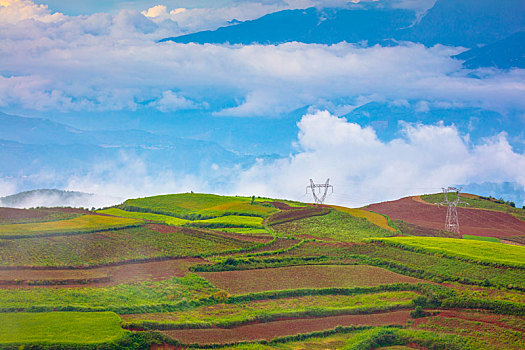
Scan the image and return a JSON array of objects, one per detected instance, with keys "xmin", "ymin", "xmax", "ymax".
[
  {"xmin": 265, "ymin": 206, "xmax": 330, "ymax": 226},
  {"xmin": 122, "ymin": 291, "xmax": 419, "ymax": 330},
  {"xmin": 372, "ymin": 236, "xmax": 525, "ymax": 268},
  {"xmin": 0, "ymin": 226, "xmax": 255, "ymax": 267},
  {"xmin": 0, "ymin": 215, "xmax": 143, "ymax": 238},
  {"xmin": 272, "ymin": 209, "xmax": 396, "ymax": 241}
]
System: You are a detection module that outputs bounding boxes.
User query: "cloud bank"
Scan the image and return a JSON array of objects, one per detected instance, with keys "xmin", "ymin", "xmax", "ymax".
[
  {"xmin": 234, "ymin": 111, "xmax": 525, "ymax": 206},
  {"xmin": 0, "ymin": 0, "xmax": 524, "ymax": 117}
]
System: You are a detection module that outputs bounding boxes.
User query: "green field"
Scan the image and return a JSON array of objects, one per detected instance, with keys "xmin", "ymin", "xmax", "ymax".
[
  {"xmin": 0, "ymin": 274, "xmax": 215, "ymax": 312},
  {"xmin": 273, "ymin": 209, "xmax": 396, "ymax": 241},
  {"xmin": 122, "ymin": 193, "xmax": 277, "ymax": 219},
  {"xmin": 348, "ymin": 243, "xmax": 525, "ymax": 289},
  {"xmin": 1, "ymin": 192, "xmax": 524, "ymax": 349},
  {"xmin": 97, "ymin": 208, "xmax": 190, "ymax": 225},
  {"xmin": 463, "ymin": 234, "xmax": 500, "ymax": 243},
  {"xmin": 188, "ymin": 215, "xmax": 264, "ymax": 228},
  {"xmin": 0, "ymin": 214, "xmax": 142, "ymax": 238},
  {"xmin": 375, "ymin": 236, "xmax": 525, "ymax": 268},
  {"xmin": 0, "ymin": 312, "xmax": 128, "ymax": 344},
  {"xmin": 123, "ymin": 291, "xmax": 419, "ymax": 329},
  {"xmin": 0, "ymin": 226, "xmax": 254, "ymax": 266}
]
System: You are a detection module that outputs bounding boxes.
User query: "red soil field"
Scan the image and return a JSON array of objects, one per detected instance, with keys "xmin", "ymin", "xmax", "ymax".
[
  {"xmin": 413, "ymin": 309, "xmax": 525, "ymax": 333},
  {"xmin": 177, "ymin": 226, "xmax": 272, "ymax": 244},
  {"xmin": 162, "ymin": 310, "xmax": 412, "ymax": 345},
  {"xmin": 198, "ymin": 265, "xmax": 423, "ymax": 294},
  {"xmin": 0, "ymin": 207, "xmax": 90, "ymax": 222},
  {"xmin": 366, "ymin": 197, "xmax": 525, "ymax": 238},
  {"xmin": 266, "ymin": 206, "xmax": 330, "ymax": 225},
  {"xmin": 0, "ymin": 258, "xmax": 205, "ymax": 288}
]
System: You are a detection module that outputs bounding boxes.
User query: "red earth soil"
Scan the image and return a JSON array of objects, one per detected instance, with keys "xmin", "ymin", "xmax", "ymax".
[
  {"xmin": 413, "ymin": 309, "xmax": 525, "ymax": 333},
  {"xmin": 162, "ymin": 310, "xmax": 412, "ymax": 345},
  {"xmin": 198, "ymin": 265, "xmax": 424, "ymax": 294},
  {"xmin": 176, "ymin": 226, "xmax": 272, "ymax": 244},
  {"xmin": 0, "ymin": 258, "xmax": 205, "ymax": 288},
  {"xmin": 266, "ymin": 206, "xmax": 330, "ymax": 225},
  {"xmin": 366, "ymin": 197, "xmax": 525, "ymax": 238},
  {"xmin": 0, "ymin": 207, "xmax": 91, "ymax": 221}
]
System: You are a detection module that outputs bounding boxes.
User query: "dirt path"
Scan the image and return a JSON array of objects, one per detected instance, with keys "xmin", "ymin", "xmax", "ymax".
[{"xmin": 161, "ymin": 310, "xmax": 412, "ymax": 345}]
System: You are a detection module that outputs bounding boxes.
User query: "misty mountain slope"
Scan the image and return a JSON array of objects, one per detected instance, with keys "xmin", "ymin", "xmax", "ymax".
[
  {"xmin": 402, "ymin": 0, "xmax": 525, "ymax": 47},
  {"xmin": 453, "ymin": 32, "xmax": 525, "ymax": 69},
  {"xmin": 161, "ymin": 6, "xmax": 415, "ymax": 45},
  {"xmin": 0, "ymin": 189, "xmax": 94, "ymax": 208},
  {"xmin": 0, "ymin": 113, "xmax": 265, "ymax": 193},
  {"xmin": 161, "ymin": 0, "xmax": 525, "ymax": 48}
]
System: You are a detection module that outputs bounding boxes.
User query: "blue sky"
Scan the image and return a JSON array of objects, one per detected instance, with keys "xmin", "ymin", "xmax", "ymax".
[{"xmin": 0, "ymin": 0, "xmax": 524, "ymax": 207}]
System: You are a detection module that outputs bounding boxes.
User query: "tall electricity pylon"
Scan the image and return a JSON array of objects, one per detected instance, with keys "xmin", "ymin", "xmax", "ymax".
[
  {"xmin": 438, "ymin": 187, "xmax": 468, "ymax": 234},
  {"xmin": 306, "ymin": 179, "xmax": 333, "ymax": 205}
]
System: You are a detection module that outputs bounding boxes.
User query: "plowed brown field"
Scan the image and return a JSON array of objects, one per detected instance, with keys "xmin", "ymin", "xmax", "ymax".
[
  {"xmin": 367, "ymin": 197, "xmax": 525, "ymax": 238},
  {"xmin": 198, "ymin": 265, "xmax": 423, "ymax": 294},
  {"xmin": 162, "ymin": 310, "xmax": 412, "ymax": 345},
  {"xmin": 0, "ymin": 258, "xmax": 204, "ymax": 288}
]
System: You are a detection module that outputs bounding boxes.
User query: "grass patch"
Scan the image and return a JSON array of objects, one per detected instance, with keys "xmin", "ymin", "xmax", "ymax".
[
  {"xmin": 374, "ymin": 237, "xmax": 525, "ymax": 268},
  {"xmin": 273, "ymin": 210, "xmax": 395, "ymax": 241},
  {"xmin": 0, "ymin": 214, "xmax": 142, "ymax": 238},
  {"xmin": 97, "ymin": 208, "xmax": 189, "ymax": 225},
  {"xmin": 188, "ymin": 215, "xmax": 264, "ymax": 228},
  {"xmin": 0, "ymin": 312, "xmax": 127, "ymax": 344},
  {"xmin": 213, "ymin": 227, "xmax": 271, "ymax": 235},
  {"xmin": 0, "ymin": 274, "xmax": 216, "ymax": 313},
  {"xmin": 463, "ymin": 234, "xmax": 500, "ymax": 243}
]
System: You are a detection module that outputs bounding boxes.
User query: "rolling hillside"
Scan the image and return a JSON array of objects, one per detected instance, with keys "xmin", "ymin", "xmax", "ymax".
[{"xmin": 0, "ymin": 192, "xmax": 524, "ymax": 349}]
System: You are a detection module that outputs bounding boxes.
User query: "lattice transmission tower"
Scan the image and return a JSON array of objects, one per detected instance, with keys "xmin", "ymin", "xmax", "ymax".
[
  {"xmin": 438, "ymin": 187, "xmax": 468, "ymax": 234},
  {"xmin": 306, "ymin": 179, "xmax": 333, "ymax": 205}
]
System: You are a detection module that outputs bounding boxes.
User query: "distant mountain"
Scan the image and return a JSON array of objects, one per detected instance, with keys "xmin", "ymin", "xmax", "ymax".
[
  {"xmin": 161, "ymin": 5, "xmax": 415, "ymax": 45},
  {"xmin": 342, "ymin": 101, "xmax": 523, "ymax": 151},
  {"xmin": 0, "ymin": 113, "xmax": 267, "ymax": 194},
  {"xmin": 453, "ymin": 32, "xmax": 525, "ymax": 69},
  {"xmin": 161, "ymin": 0, "xmax": 525, "ymax": 48},
  {"xmin": 402, "ymin": 0, "xmax": 525, "ymax": 47},
  {"xmin": 0, "ymin": 189, "xmax": 95, "ymax": 208}
]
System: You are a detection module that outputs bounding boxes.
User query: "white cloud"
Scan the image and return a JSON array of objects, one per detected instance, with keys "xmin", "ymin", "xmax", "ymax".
[
  {"xmin": 65, "ymin": 151, "xmax": 208, "ymax": 202},
  {"xmin": 0, "ymin": 0, "xmax": 65, "ymax": 23},
  {"xmin": 0, "ymin": 1, "xmax": 524, "ymax": 117},
  {"xmin": 151, "ymin": 90, "xmax": 205, "ymax": 112},
  {"xmin": 234, "ymin": 111, "xmax": 525, "ymax": 207},
  {"xmin": 0, "ymin": 177, "xmax": 17, "ymax": 197}
]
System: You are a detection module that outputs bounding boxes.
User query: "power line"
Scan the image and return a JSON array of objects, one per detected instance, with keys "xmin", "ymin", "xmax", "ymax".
[
  {"xmin": 438, "ymin": 186, "xmax": 469, "ymax": 234},
  {"xmin": 306, "ymin": 178, "xmax": 333, "ymax": 205}
]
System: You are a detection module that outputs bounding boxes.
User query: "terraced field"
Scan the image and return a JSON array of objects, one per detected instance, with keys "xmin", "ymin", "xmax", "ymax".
[
  {"xmin": 0, "ymin": 225, "xmax": 256, "ymax": 267},
  {"xmin": 198, "ymin": 265, "xmax": 423, "ymax": 294},
  {"xmin": 2, "ymin": 192, "xmax": 524, "ymax": 349},
  {"xmin": 0, "ymin": 312, "xmax": 128, "ymax": 345},
  {"xmin": 0, "ymin": 214, "xmax": 142, "ymax": 238},
  {"xmin": 122, "ymin": 193, "xmax": 277, "ymax": 219},
  {"xmin": 375, "ymin": 236, "xmax": 525, "ymax": 268},
  {"xmin": 367, "ymin": 196, "xmax": 525, "ymax": 238}
]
